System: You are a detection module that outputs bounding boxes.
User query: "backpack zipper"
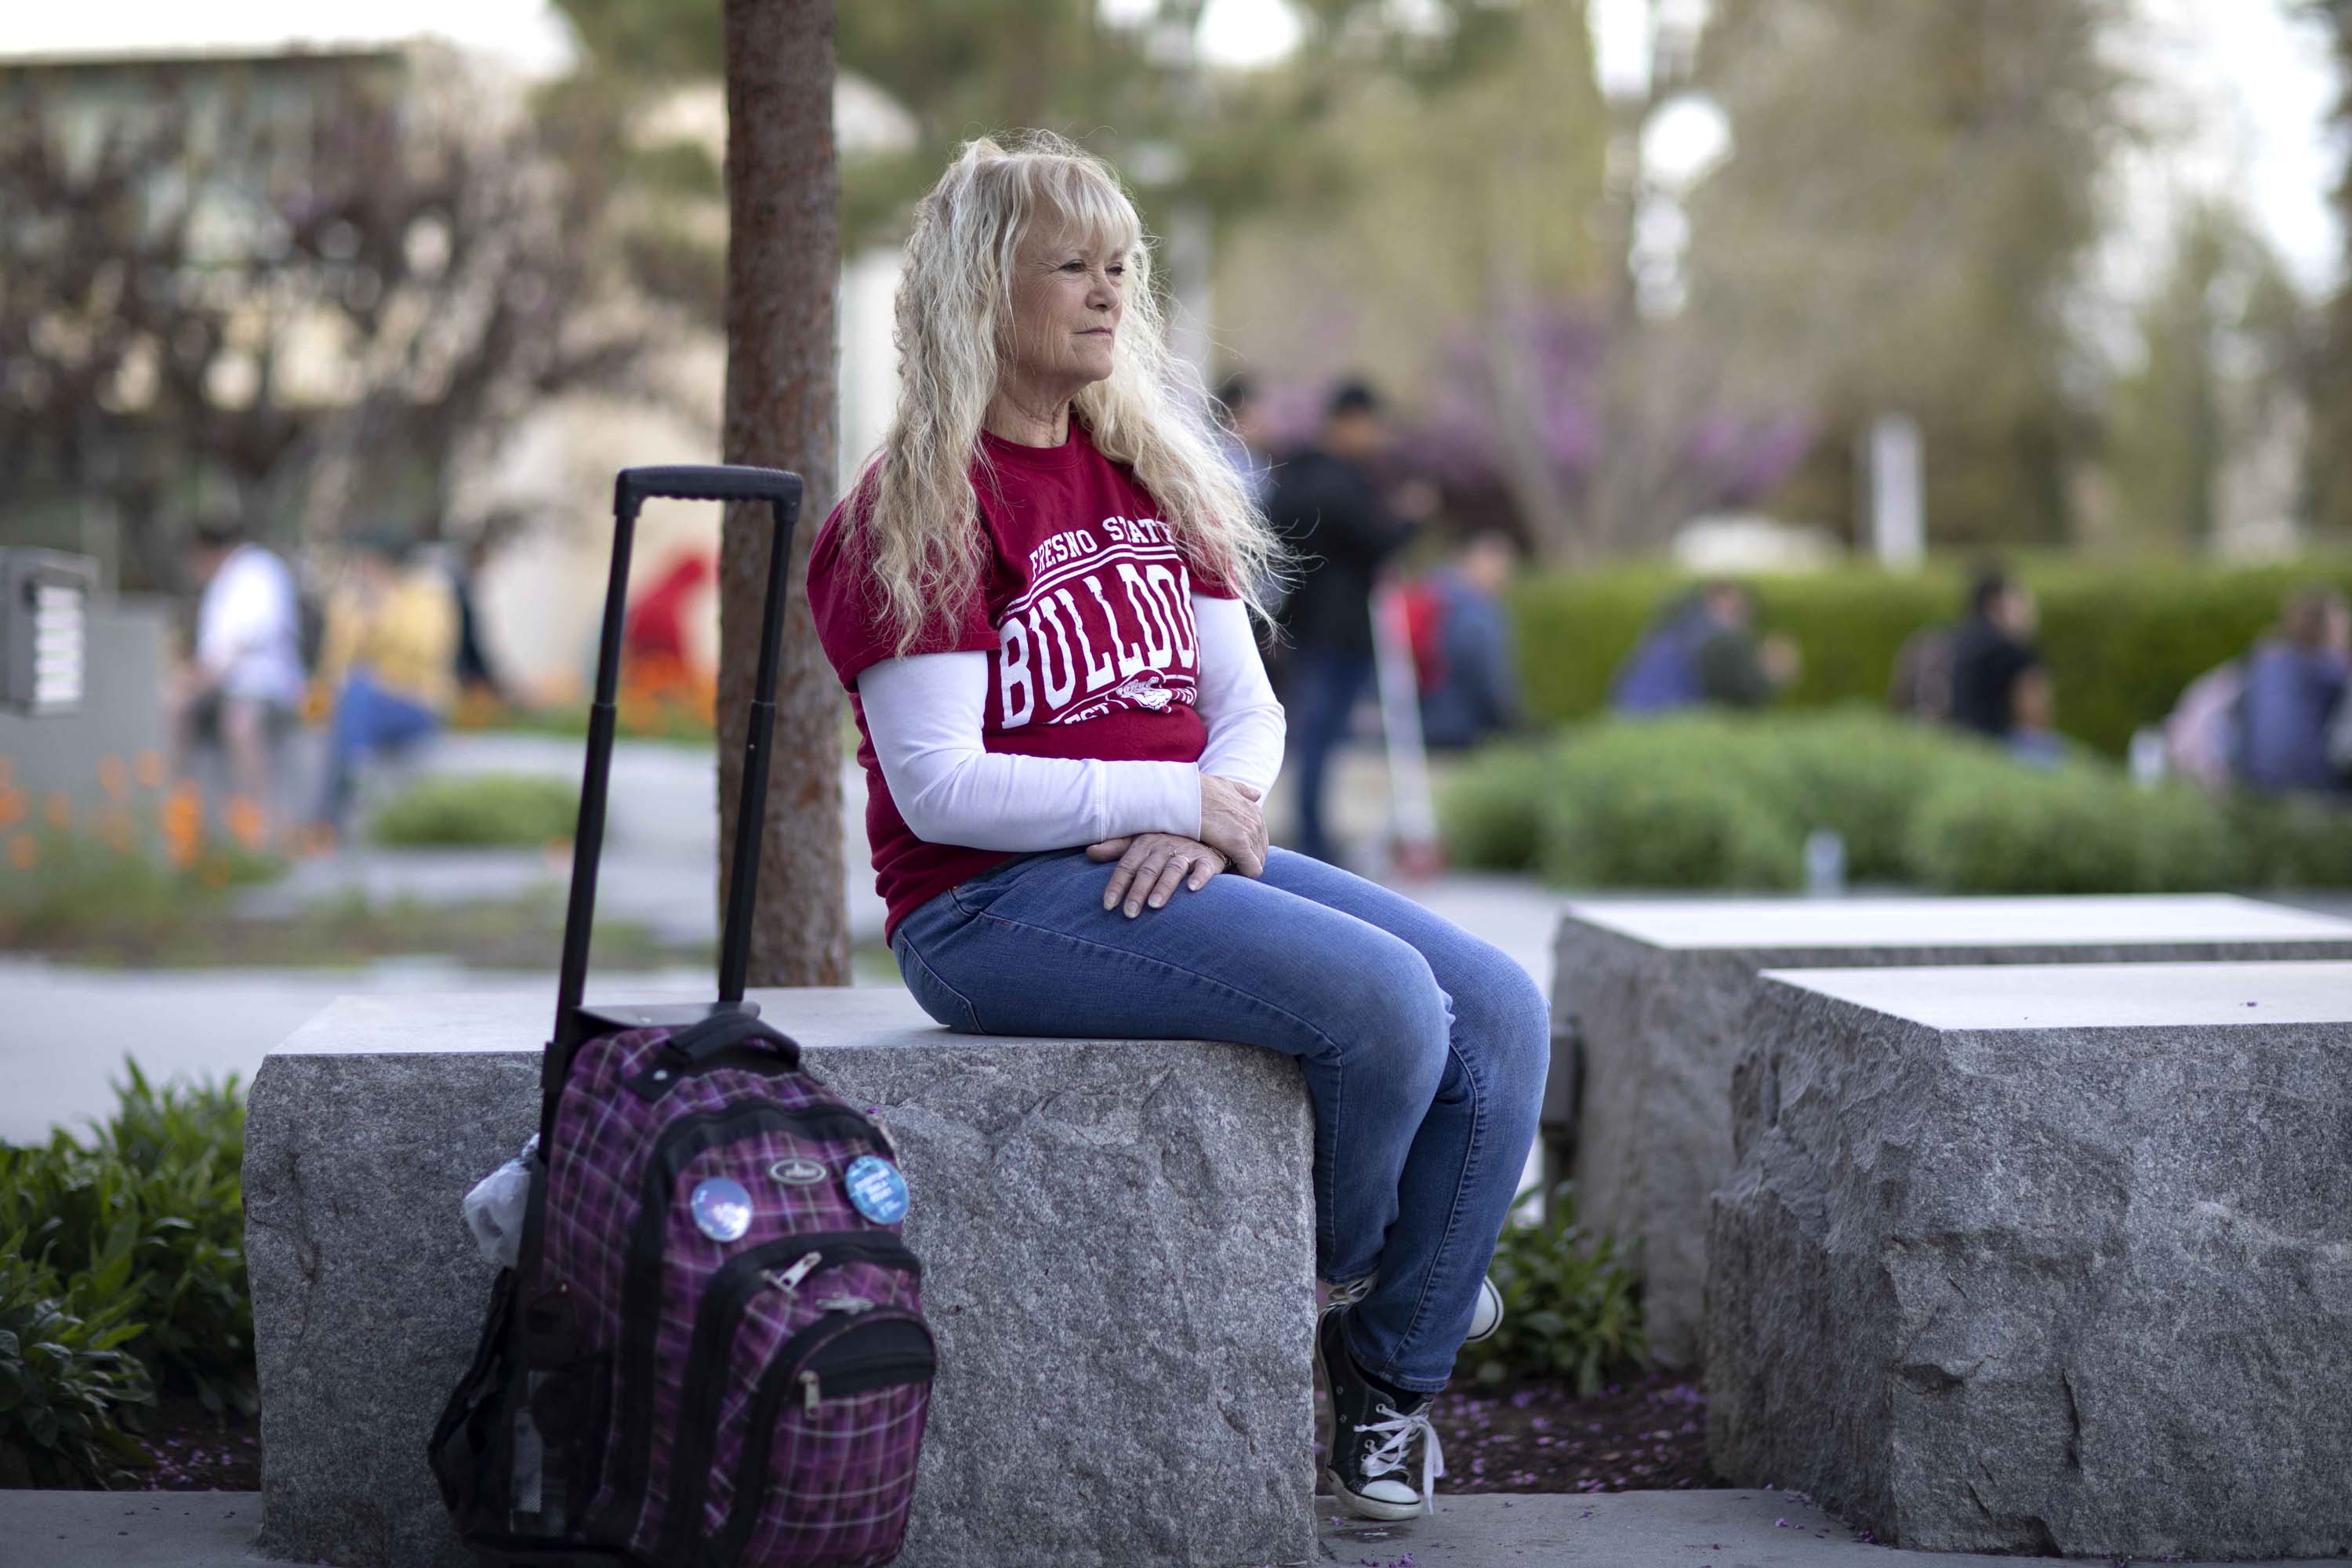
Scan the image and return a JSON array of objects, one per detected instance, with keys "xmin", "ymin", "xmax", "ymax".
[
  {"xmin": 652, "ymin": 1236, "xmax": 920, "ymax": 1564},
  {"xmin": 716, "ymin": 1310, "xmax": 937, "ymax": 1565}
]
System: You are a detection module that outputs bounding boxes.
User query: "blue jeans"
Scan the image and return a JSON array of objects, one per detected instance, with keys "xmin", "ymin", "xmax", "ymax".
[
  {"xmin": 1283, "ymin": 649, "xmax": 1374, "ymax": 865},
  {"xmin": 314, "ymin": 670, "xmax": 441, "ymax": 829},
  {"xmin": 889, "ymin": 845, "xmax": 1548, "ymax": 1392}
]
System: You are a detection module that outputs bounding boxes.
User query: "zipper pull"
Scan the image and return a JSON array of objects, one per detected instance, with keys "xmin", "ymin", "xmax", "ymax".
[
  {"xmin": 764, "ymin": 1251, "xmax": 823, "ymax": 1293},
  {"xmin": 800, "ymin": 1370, "xmax": 821, "ymax": 1416}
]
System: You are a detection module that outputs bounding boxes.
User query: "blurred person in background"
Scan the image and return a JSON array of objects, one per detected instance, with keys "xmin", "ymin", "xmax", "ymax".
[
  {"xmin": 623, "ymin": 549, "xmax": 717, "ymax": 678},
  {"xmin": 1214, "ymin": 373, "xmax": 1276, "ymax": 510},
  {"xmin": 171, "ymin": 517, "xmax": 307, "ymax": 837},
  {"xmin": 448, "ymin": 524, "xmax": 513, "ymax": 706},
  {"xmin": 1611, "ymin": 580, "xmax": 1796, "ymax": 713},
  {"xmin": 1947, "ymin": 568, "xmax": 2045, "ymax": 742},
  {"xmin": 1889, "ymin": 620, "xmax": 1956, "ymax": 723},
  {"xmin": 1407, "ymin": 529, "xmax": 1523, "ymax": 750},
  {"xmin": 309, "ymin": 532, "xmax": 458, "ymax": 840},
  {"xmin": 2236, "ymin": 586, "xmax": 2350, "ymax": 796},
  {"xmin": 1265, "ymin": 378, "xmax": 1428, "ymax": 864},
  {"xmin": 1691, "ymin": 581, "xmax": 1798, "ymax": 708}
]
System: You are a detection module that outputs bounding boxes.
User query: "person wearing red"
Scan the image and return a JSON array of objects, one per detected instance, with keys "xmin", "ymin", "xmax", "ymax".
[{"xmin": 805, "ymin": 132, "xmax": 1545, "ymax": 1521}]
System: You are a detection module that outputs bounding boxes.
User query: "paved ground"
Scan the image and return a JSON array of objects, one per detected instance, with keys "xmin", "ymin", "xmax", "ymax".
[{"xmin": 15, "ymin": 1486, "xmax": 2347, "ymax": 1567}]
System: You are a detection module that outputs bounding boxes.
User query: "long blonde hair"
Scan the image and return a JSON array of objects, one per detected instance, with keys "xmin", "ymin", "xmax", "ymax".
[{"xmin": 848, "ymin": 131, "xmax": 1284, "ymax": 657}]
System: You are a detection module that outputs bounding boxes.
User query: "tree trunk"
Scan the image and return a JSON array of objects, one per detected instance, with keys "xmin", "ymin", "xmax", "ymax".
[{"xmin": 718, "ymin": 0, "xmax": 848, "ymax": 986}]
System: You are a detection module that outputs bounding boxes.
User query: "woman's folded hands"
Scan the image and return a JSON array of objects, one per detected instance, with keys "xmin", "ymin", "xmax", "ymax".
[{"xmin": 1087, "ymin": 774, "xmax": 1266, "ymax": 917}]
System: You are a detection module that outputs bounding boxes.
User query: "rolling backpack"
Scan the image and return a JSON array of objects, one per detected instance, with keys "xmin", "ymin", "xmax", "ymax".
[{"xmin": 428, "ymin": 466, "xmax": 938, "ymax": 1568}]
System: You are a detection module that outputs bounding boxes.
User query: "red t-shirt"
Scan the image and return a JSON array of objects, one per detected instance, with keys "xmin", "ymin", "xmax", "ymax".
[{"xmin": 806, "ymin": 422, "xmax": 1237, "ymax": 940}]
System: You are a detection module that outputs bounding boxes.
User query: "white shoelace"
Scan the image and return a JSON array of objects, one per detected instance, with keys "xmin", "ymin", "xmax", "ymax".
[
  {"xmin": 1355, "ymin": 1399, "xmax": 1446, "ymax": 1515},
  {"xmin": 1326, "ymin": 1272, "xmax": 1377, "ymax": 1308}
]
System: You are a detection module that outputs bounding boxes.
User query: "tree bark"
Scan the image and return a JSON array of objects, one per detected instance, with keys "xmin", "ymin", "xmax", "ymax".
[{"xmin": 718, "ymin": 0, "xmax": 848, "ymax": 985}]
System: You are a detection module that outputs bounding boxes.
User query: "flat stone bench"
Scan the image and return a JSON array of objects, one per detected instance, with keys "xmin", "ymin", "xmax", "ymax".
[
  {"xmin": 1544, "ymin": 894, "xmax": 2352, "ymax": 1367},
  {"xmin": 243, "ymin": 988, "xmax": 1317, "ymax": 1568},
  {"xmin": 1706, "ymin": 960, "xmax": 2352, "ymax": 1559}
]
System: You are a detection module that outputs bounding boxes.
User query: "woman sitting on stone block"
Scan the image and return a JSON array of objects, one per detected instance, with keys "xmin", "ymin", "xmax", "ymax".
[{"xmin": 804, "ymin": 132, "xmax": 1548, "ymax": 1522}]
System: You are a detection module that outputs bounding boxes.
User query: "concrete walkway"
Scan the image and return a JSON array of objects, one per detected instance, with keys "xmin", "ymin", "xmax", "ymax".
[{"xmin": 14, "ymin": 1486, "xmax": 2343, "ymax": 1567}]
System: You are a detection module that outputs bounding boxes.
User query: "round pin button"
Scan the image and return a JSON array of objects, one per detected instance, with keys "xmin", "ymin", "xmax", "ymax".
[
  {"xmin": 689, "ymin": 1175, "xmax": 753, "ymax": 1243},
  {"xmin": 843, "ymin": 1155, "xmax": 909, "ymax": 1225}
]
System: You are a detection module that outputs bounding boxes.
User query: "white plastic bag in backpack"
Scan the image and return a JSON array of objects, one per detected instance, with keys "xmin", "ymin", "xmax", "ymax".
[{"xmin": 462, "ymin": 1135, "xmax": 539, "ymax": 1269}]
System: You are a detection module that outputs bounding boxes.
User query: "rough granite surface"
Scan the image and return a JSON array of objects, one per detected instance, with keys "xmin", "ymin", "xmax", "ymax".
[
  {"xmin": 1546, "ymin": 902, "xmax": 2352, "ymax": 1368},
  {"xmin": 1704, "ymin": 969, "xmax": 2352, "ymax": 1559},
  {"xmin": 244, "ymin": 988, "xmax": 1318, "ymax": 1568}
]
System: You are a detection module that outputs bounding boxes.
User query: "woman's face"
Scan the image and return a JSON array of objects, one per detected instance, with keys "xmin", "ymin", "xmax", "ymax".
[{"xmin": 1003, "ymin": 220, "xmax": 1126, "ymax": 396}]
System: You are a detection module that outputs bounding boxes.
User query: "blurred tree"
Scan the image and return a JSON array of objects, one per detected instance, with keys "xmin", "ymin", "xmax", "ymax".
[
  {"xmin": 717, "ymin": 0, "xmax": 846, "ymax": 986},
  {"xmin": 549, "ymin": 0, "xmax": 1524, "ymax": 318},
  {"xmin": 2107, "ymin": 203, "xmax": 2310, "ymax": 550},
  {"xmin": 1685, "ymin": 0, "xmax": 2131, "ymax": 547},
  {"xmin": 0, "ymin": 49, "xmax": 641, "ymax": 590},
  {"xmin": 2310, "ymin": 0, "xmax": 2352, "ymax": 537}
]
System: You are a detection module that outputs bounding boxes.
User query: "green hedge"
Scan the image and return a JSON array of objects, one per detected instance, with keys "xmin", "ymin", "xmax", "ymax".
[
  {"xmin": 370, "ymin": 772, "xmax": 581, "ymax": 848},
  {"xmin": 1506, "ymin": 559, "xmax": 2352, "ymax": 758},
  {"xmin": 1441, "ymin": 709, "xmax": 2352, "ymax": 893}
]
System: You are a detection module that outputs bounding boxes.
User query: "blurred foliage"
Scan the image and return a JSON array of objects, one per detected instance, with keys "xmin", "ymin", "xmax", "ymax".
[
  {"xmin": 1, "ymin": 1063, "xmax": 253, "ymax": 1421},
  {"xmin": 1454, "ymin": 1181, "xmax": 1646, "ymax": 1395},
  {"xmin": 1439, "ymin": 708, "xmax": 2352, "ymax": 893},
  {"xmin": 0, "ymin": 823, "xmax": 283, "ymax": 954},
  {"xmin": 369, "ymin": 773, "xmax": 581, "ymax": 848},
  {"xmin": 0, "ymin": 51, "xmax": 644, "ymax": 587},
  {"xmin": 549, "ymin": 0, "xmax": 1541, "ymax": 320},
  {"xmin": 0, "ymin": 1062, "xmax": 261, "ymax": 1487},
  {"xmin": 2310, "ymin": 0, "xmax": 2352, "ymax": 539},
  {"xmin": 2107, "ymin": 202, "xmax": 2311, "ymax": 551},
  {"xmin": 0, "ymin": 1239, "xmax": 153, "ymax": 1489},
  {"xmin": 1687, "ymin": 0, "xmax": 2129, "ymax": 547},
  {"xmin": 1503, "ymin": 559, "xmax": 2352, "ymax": 758}
]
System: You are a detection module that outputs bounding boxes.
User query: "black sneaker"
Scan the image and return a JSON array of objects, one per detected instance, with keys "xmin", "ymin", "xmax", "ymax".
[{"xmin": 1313, "ymin": 1304, "xmax": 1446, "ymax": 1519}]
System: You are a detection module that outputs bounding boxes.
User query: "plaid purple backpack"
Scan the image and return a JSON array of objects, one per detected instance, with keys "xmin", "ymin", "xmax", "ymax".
[{"xmin": 428, "ymin": 467, "xmax": 936, "ymax": 1568}]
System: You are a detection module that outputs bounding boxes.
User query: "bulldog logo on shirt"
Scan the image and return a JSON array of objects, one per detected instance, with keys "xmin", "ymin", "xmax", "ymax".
[{"xmin": 1115, "ymin": 672, "xmax": 1174, "ymax": 712}]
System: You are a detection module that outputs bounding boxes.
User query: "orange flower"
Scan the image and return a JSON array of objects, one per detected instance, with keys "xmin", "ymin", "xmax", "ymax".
[
  {"xmin": 135, "ymin": 750, "xmax": 165, "ymax": 789},
  {"xmin": 225, "ymin": 796, "xmax": 267, "ymax": 851},
  {"xmin": 97, "ymin": 754, "xmax": 128, "ymax": 799},
  {"xmin": 102, "ymin": 810, "xmax": 136, "ymax": 853},
  {"xmin": 43, "ymin": 792, "xmax": 70, "ymax": 829},
  {"xmin": 0, "ymin": 788, "xmax": 22, "ymax": 829},
  {"xmin": 162, "ymin": 782, "xmax": 203, "ymax": 868},
  {"xmin": 7, "ymin": 835, "xmax": 34, "ymax": 871}
]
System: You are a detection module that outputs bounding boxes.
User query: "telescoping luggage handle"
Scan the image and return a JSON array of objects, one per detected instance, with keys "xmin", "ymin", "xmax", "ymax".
[{"xmin": 548, "ymin": 465, "xmax": 804, "ymax": 1094}]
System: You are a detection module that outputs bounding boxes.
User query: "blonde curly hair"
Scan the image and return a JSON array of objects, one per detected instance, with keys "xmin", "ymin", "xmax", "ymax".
[{"xmin": 845, "ymin": 131, "xmax": 1284, "ymax": 657}]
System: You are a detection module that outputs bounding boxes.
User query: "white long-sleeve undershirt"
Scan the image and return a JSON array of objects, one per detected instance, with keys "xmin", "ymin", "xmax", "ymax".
[{"xmin": 855, "ymin": 593, "xmax": 1285, "ymax": 850}]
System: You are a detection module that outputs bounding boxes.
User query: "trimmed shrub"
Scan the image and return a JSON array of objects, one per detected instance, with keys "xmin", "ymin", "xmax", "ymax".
[
  {"xmin": 1904, "ymin": 763, "xmax": 2241, "ymax": 894},
  {"xmin": 1436, "ymin": 742, "xmax": 1552, "ymax": 872},
  {"xmin": 1437, "ymin": 710, "xmax": 2352, "ymax": 893},
  {"xmin": 1538, "ymin": 725, "xmax": 1806, "ymax": 891},
  {"xmin": 370, "ymin": 772, "xmax": 580, "ymax": 848},
  {"xmin": 1505, "ymin": 558, "xmax": 2352, "ymax": 758}
]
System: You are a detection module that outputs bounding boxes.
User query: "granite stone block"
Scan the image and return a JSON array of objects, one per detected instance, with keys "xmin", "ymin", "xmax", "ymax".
[
  {"xmin": 1546, "ymin": 895, "xmax": 2352, "ymax": 1367},
  {"xmin": 244, "ymin": 988, "xmax": 1318, "ymax": 1568},
  {"xmin": 1705, "ymin": 961, "xmax": 2352, "ymax": 1559}
]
